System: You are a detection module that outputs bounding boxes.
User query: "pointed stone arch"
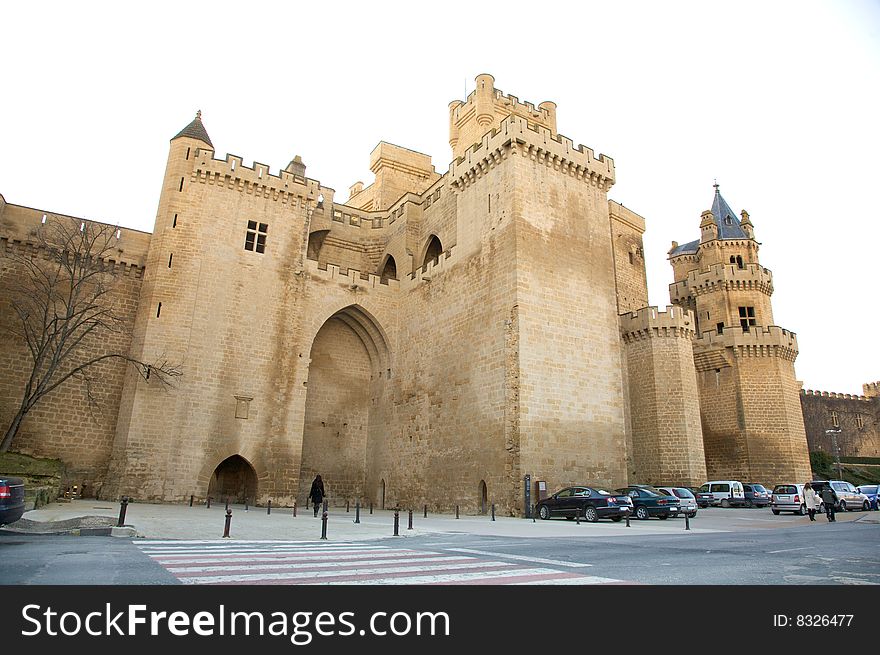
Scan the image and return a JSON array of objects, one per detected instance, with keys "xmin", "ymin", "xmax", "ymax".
[
  {"xmin": 206, "ymin": 454, "xmax": 258, "ymax": 504},
  {"xmin": 420, "ymin": 234, "xmax": 443, "ymax": 270},
  {"xmin": 379, "ymin": 253, "xmax": 398, "ymax": 283},
  {"xmin": 307, "ymin": 229, "xmax": 330, "ymax": 261}
]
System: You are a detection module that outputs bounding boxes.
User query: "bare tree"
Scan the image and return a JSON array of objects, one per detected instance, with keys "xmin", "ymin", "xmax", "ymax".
[{"xmin": 0, "ymin": 215, "xmax": 180, "ymax": 452}]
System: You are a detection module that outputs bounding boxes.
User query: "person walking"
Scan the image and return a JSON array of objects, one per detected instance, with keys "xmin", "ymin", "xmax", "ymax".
[
  {"xmin": 309, "ymin": 475, "xmax": 325, "ymax": 518},
  {"xmin": 820, "ymin": 484, "xmax": 837, "ymax": 522},
  {"xmin": 803, "ymin": 483, "xmax": 819, "ymax": 522}
]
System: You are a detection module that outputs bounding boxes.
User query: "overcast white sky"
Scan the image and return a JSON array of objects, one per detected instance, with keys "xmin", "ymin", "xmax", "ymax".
[{"xmin": 2, "ymin": 1, "xmax": 878, "ymax": 394}]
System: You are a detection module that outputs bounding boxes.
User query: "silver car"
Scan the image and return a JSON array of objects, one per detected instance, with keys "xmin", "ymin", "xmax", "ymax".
[
  {"xmin": 656, "ymin": 487, "xmax": 699, "ymax": 518},
  {"xmin": 770, "ymin": 483, "xmax": 806, "ymax": 515},
  {"xmin": 811, "ymin": 480, "xmax": 871, "ymax": 512}
]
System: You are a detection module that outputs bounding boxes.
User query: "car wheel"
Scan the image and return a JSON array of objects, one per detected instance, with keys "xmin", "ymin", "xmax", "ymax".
[
  {"xmin": 539, "ymin": 505, "xmax": 550, "ymax": 520},
  {"xmin": 797, "ymin": 504, "xmax": 805, "ymax": 516},
  {"xmin": 721, "ymin": 499, "xmax": 730, "ymax": 508},
  {"xmin": 839, "ymin": 501, "xmax": 847, "ymax": 512},
  {"xmin": 744, "ymin": 499, "xmax": 753, "ymax": 508},
  {"xmin": 863, "ymin": 501, "xmax": 870, "ymax": 512},
  {"xmin": 635, "ymin": 506, "xmax": 649, "ymax": 520},
  {"xmin": 584, "ymin": 506, "xmax": 598, "ymax": 523},
  {"xmin": 771, "ymin": 509, "xmax": 780, "ymax": 515},
  {"xmin": 611, "ymin": 516, "xmax": 622, "ymax": 522}
]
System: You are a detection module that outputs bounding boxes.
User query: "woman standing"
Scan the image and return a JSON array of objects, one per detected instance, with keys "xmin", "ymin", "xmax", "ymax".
[{"xmin": 803, "ymin": 482, "xmax": 819, "ymax": 521}]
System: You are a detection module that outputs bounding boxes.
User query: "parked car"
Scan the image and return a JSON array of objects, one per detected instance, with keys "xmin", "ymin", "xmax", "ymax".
[
  {"xmin": 742, "ymin": 483, "xmax": 771, "ymax": 508},
  {"xmin": 615, "ymin": 486, "xmax": 680, "ymax": 520},
  {"xmin": 810, "ymin": 480, "xmax": 870, "ymax": 512},
  {"xmin": 0, "ymin": 476, "xmax": 26, "ymax": 526},
  {"xmin": 536, "ymin": 486, "xmax": 634, "ymax": 522},
  {"xmin": 693, "ymin": 489, "xmax": 715, "ymax": 508},
  {"xmin": 656, "ymin": 487, "xmax": 698, "ymax": 518},
  {"xmin": 770, "ymin": 483, "xmax": 806, "ymax": 515},
  {"xmin": 697, "ymin": 480, "xmax": 747, "ymax": 508},
  {"xmin": 856, "ymin": 484, "xmax": 878, "ymax": 510}
]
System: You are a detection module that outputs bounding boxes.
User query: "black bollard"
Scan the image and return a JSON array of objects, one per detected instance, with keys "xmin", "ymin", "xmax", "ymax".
[
  {"xmin": 424, "ymin": 504, "xmax": 428, "ymax": 519},
  {"xmin": 393, "ymin": 507, "xmax": 400, "ymax": 536},
  {"xmin": 321, "ymin": 509, "xmax": 328, "ymax": 540},
  {"xmin": 117, "ymin": 497, "xmax": 129, "ymax": 527},
  {"xmin": 292, "ymin": 500, "xmax": 296, "ymax": 517},
  {"xmin": 346, "ymin": 500, "xmax": 350, "ymax": 513},
  {"xmin": 206, "ymin": 496, "xmax": 212, "ymax": 509},
  {"xmin": 491, "ymin": 504, "xmax": 496, "ymax": 521},
  {"xmin": 369, "ymin": 502, "xmax": 373, "ymax": 515},
  {"xmin": 355, "ymin": 501, "xmax": 360, "ymax": 524},
  {"xmin": 685, "ymin": 513, "xmax": 691, "ymax": 531},
  {"xmin": 532, "ymin": 504, "xmax": 536, "ymax": 523},
  {"xmin": 455, "ymin": 505, "xmax": 460, "ymax": 519},
  {"xmin": 576, "ymin": 506, "xmax": 580, "ymax": 525},
  {"xmin": 189, "ymin": 495, "xmax": 194, "ymax": 508},
  {"xmin": 408, "ymin": 509, "xmax": 413, "ymax": 530},
  {"xmin": 245, "ymin": 499, "xmax": 248, "ymax": 512},
  {"xmin": 223, "ymin": 509, "xmax": 232, "ymax": 538},
  {"xmin": 625, "ymin": 511, "xmax": 630, "ymax": 528},
  {"xmin": 267, "ymin": 499, "xmax": 272, "ymax": 515}
]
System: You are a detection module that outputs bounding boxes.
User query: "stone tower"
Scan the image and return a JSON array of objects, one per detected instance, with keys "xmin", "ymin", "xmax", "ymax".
[{"xmin": 668, "ymin": 186, "xmax": 810, "ymax": 483}]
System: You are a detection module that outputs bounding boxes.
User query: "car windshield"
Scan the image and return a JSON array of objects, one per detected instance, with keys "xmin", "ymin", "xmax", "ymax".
[{"xmin": 673, "ymin": 488, "xmax": 695, "ymax": 498}]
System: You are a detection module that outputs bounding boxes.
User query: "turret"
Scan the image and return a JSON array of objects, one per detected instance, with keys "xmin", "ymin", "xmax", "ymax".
[
  {"xmin": 699, "ymin": 210, "xmax": 717, "ymax": 243},
  {"xmin": 740, "ymin": 209, "xmax": 754, "ymax": 239},
  {"xmin": 475, "ymin": 73, "xmax": 495, "ymax": 127}
]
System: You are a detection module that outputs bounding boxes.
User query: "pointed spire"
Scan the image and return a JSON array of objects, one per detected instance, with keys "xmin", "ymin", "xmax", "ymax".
[
  {"xmin": 710, "ymin": 183, "xmax": 748, "ymax": 240},
  {"xmin": 172, "ymin": 110, "xmax": 213, "ymax": 147}
]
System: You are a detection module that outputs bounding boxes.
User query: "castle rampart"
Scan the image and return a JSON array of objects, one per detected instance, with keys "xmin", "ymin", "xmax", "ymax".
[
  {"xmin": 670, "ymin": 261, "xmax": 773, "ymax": 302},
  {"xmin": 620, "ymin": 305, "xmax": 695, "ymax": 342},
  {"xmin": 695, "ymin": 325, "xmax": 798, "ymax": 361}
]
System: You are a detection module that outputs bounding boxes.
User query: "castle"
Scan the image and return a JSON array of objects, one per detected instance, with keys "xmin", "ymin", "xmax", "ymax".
[{"xmin": 0, "ymin": 74, "xmax": 816, "ymax": 513}]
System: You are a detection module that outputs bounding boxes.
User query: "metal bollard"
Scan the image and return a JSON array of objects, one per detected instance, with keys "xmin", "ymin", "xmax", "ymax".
[
  {"xmin": 189, "ymin": 495, "xmax": 194, "ymax": 508},
  {"xmin": 393, "ymin": 507, "xmax": 400, "ymax": 536},
  {"xmin": 223, "ymin": 509, "xmax": 232, "ymax": 538},
  {"xmin": 369, "ymin": 502, "xmax": 373, "ymax": 515},
  {"xmin": 491, "ymin": 504, "xmax": 496, "ymax": 521},
  {"xmin": 206, "ymin": 496, "xmax": 212, "ymax": 509},
  {"xmin": 455, "ymin": 505, "xmax": 460, "ymax": 519},
  {"xmin": 245, "ymin": 499, "xmax": 248, "ymax": 512},
  {"xmin": 346, "ymin": 500, "xmax": 350, "ymax": 513},
  {"xmin": 685, "ymin": 513, "xmax": 691, "ymax": 531},
  {"xmin": 532, "ymin": 504, "xmax": 536, "ymax": 523},
  {"xmin": 408, "ymin": 509, "xmax": 413, "ymax": 530},
  {"xmin": 355, "ymin": 501, "xmax": 360, "ymax": 524},
  {"xmin": 424, "ymin": 504, "xmax": 428, "ymax": 519},
  {"xmin": 625, "ymin": 511, "xmax": 630, "ymax": 527},
  {"xmin": 292, "ymin": 500, "xmax": 296, "ymax": 517},
  {"xmin": 117, "ymin": 497, "xmax": 129, "ymax": 527},
  {"xmin": 321, "ymin": 509, "xmax": 328, "ymax": 540},
  {"xmin": 267, "ymin": 499, "xmax": 272, "ymax": 515},
  {"xmin": 576, "ymin": 507, "xmax": 580, "ymax": 525}
]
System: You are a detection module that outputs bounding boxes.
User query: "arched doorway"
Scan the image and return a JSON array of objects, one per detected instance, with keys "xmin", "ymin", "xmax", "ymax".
[
  {"xmin": 301, "ymin": 305, "xmax": 390, "ymax": 504},
  {"xmin": 207, "ymin": 455, "xmax": 257, "ymax": 504},
  {"xmin": 479, "ymin": 480, "xmax": 488, "ymax": 514}
]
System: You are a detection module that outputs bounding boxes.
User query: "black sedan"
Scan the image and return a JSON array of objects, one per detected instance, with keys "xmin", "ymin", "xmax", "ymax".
[
  {"xmin": 536, "ymin": 486, "xmax": 633, "ymax": 522},
  {"xmin": 615, "ymin": 486, "xmax": 681, "ymax": 519},
  {"xmin": 0, "ymin": 476, "xmax": 26, "ymax": 525}
]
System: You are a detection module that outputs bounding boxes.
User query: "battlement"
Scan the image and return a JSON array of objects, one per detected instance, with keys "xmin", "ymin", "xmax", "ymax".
[
  {"xmin": 801, "ymin": 389, "xmax": 872, "ymax": 401},
  {"xmin": 191, "ymin": 148, "xmax": 327, "ymax": 207},
  {"xmin": 449, "ymin": 114, "xmax": 615, "ymax": 193},
  {"xmin": 863, "ymin": 382, "xmax": 880, "ymax": 398},
  {"xmin": 696, "ymin": 324, "xmax": 799, "ymax": 361},
  {"xmin": 305, "ymin": 258, "xmax": 401, "ymax": 291},
  {"xmin": 620, "ymin": 305, "xmax": 695, "ymax": 342},
  {"xmin": 670, "ymin": 261, "xmax": 773, "ymax": 302}
]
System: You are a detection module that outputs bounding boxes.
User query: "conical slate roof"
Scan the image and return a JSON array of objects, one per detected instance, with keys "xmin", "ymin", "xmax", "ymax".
[
  {"xmin": 710, "ymin": 186, "xmax": 748, "ymax": 240},
  {"xmin": 172, "ymin": 110, "xmax": 213, "ymax": 147}
]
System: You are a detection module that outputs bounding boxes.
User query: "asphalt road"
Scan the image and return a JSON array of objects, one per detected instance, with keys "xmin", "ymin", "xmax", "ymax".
[{"xmin": 1, "ymin": 510, "xmax": 876, "ymax": 585}]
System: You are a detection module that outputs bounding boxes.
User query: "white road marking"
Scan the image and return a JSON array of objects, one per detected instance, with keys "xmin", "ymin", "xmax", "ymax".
[
  {"xmin": 768, "ymin": 547, "xmax": 812, "ymax": 554},
  {"xmin": 446, "ymin": 548, "xmax": 592, "ymax": 567}
]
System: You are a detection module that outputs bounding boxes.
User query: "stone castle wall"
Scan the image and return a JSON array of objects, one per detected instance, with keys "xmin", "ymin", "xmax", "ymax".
[{"xmin": 800, "ymin": 388, "xmax": 880, "ymax": 459}]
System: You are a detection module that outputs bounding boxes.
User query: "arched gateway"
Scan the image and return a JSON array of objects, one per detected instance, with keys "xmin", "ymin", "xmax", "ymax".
[
  {"xmin": 300, "ymin": 305, "xmax": 390, "ymax": 505},
  {"xmin": 207, "ymin": 455, "xmax": 257, "ymax": 504}
]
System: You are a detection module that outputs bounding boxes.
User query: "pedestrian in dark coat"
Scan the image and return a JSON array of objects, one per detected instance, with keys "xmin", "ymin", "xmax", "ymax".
[
  {"xmin": 820, "ymin": 485, "xmax": 837, "ymax": 522},
  {"xmin": 309, "ymin": 475, "xmax": 325, "ymax": 517}
]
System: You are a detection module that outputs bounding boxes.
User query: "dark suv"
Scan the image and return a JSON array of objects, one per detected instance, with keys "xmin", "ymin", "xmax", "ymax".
[{"xmin": 0, "ymin": 476, "xmax": 26, "ymax": 525}]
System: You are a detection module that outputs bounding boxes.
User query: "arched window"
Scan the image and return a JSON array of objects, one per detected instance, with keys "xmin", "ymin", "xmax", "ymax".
[
  {"xmin": 423, "ymin": 235, "xmax": 443, "ymax": 269},
  {"xmin": 380, "ymin": 255, "xmax": 397, "ymax": 283}
]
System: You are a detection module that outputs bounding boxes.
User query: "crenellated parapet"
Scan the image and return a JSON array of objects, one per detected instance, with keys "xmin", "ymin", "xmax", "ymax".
[
  {"xmin": 620, "ymin": 305, "xmax": 695, "ymax": 343},
  {"xmin": 448, "ymin": 115, "xmax": 615, "ymax": 193},
  {"xmin": 801, "ymin": 389, "xmax": 872, "ymax": 402},
  {"xmin": 696, "ymin": 325, "xmax": 799, "ymax": 361},
  {"xmin": 190, "ymin": 148, "xmax": 327, "ymax": 209},
  {"xmin": 863, "ymin": 382, "xmax": 880, "ymax": 398},
  {"xmin": 305, "ymin": 259, "xmax": 401, "ymax": 291},
  {"xmin": 670, "ymin": 261, "xmax": 773, "ymax": 303}
]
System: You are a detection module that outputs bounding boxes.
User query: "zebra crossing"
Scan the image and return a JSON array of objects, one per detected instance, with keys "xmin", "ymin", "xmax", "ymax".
[{"xmin": 136, "ymin": 540, "xmax": 626, "ymax": 585}]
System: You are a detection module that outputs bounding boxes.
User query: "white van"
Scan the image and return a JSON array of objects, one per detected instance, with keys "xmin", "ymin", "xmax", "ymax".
[{"xmin": 698, "ymin": 480, "xmax": 746, "ymax": 508}]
